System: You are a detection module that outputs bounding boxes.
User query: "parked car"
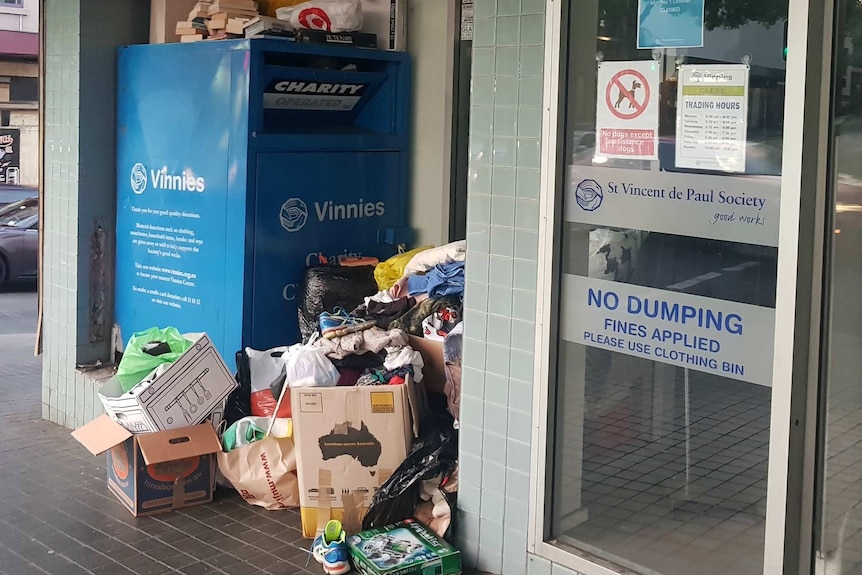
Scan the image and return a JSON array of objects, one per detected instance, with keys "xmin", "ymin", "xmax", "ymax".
[
  {"xmin": 0, "ymin": 185, "xmax": 36, "ymax": 210},
  {"xmin": 0, "ymin": 197, "xmax": 38, "ymax": 286}
]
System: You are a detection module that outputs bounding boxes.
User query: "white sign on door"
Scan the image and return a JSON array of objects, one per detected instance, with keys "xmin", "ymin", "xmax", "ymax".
[
  {"xmin": 676, "ymin": 64, "xmax": 750, "ymax": 172},
  {"xmin": 560, "ymin": 275, "xmax": 776, "ymax": 387},
  {"xmin": 595, "ymin": 60, "xmax": 661, "ymax": 161},
  {"xmin": 567, "ymin": 165, "xmax": 780, "ymax": 247}
]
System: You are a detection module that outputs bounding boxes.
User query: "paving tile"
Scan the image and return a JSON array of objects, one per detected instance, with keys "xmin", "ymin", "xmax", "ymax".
[{"xmin": 0, "ymin": 331, "xmax": 321, "ymax": 575}]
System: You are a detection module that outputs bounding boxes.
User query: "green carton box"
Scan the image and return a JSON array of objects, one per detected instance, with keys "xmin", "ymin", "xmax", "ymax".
[{"xmin": 347, "ymin": 519, "xmax": 462, "ymax": 575}]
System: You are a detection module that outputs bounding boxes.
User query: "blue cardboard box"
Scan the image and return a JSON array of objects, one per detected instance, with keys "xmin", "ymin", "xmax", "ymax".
[{"xmin": 73, "ymin": 415, "xmax": 221, "ymax": 517}]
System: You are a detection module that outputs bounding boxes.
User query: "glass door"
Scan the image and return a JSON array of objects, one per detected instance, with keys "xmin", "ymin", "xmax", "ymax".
[
  {"xmin": 815, "ymin": 0, "xmax": 862, "ymax": 572},
  {"xmin": 544, "ymin": 1, "xmax": 793, "ymax": 574}
]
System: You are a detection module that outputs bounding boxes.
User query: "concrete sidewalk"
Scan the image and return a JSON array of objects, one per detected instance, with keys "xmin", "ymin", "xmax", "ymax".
[
  {"xmin": 0, "ymin": 288, "xmax": 477, "ymax": 575},
  {"xmin": 0, "ymin": 305, "xmax": 320, "ymax": 575}
]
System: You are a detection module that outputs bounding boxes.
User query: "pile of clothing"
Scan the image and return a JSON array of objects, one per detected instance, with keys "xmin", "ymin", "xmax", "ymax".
[
  {"xmin": 354, "ymin": 241, "xmax": 466, "ymax": 340},
  {"xmin": 232, "ymin": 325, "xmax": 424, "ymax": 428},
  {"xmin": 311, "ymin": 241, "xmax": 467, "ymax": 428},
  {"xmin": 312, "ymin": 324, "xmax": 425, "ymax": 387}
]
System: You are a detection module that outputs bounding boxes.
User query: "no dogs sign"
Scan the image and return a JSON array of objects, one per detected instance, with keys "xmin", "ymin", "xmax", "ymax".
[{"xmin": 595, "ymin": 61, "xmax": 660, "ymax": 161}]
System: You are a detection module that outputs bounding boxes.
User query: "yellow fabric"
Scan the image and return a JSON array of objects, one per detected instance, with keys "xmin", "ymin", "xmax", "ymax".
[
  {"xmin": 258, "ymin": 0, "xmax": 310, "ymax": 17},
  {"xmin": 373, "ymin": 246, "xmax": 433, "ymax": 290}
]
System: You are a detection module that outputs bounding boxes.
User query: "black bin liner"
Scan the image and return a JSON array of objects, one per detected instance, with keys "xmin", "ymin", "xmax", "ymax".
[
  {"xmin": 298, "ymin": 265, "xmax": 378, "ymax": 341},
  {"xmin": 224, "ymin": 349, "xmax": 252, "ymax": 429},
  {"xmin": 362, "ymin": 414, "xmax": 459, "ymax": 539}
]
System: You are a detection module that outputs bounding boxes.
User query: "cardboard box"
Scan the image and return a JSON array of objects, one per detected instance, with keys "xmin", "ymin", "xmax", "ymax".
[
  {"xmin": 407, "ymin": 336, "xmax": 445, "ymax": 396},
  {"xmin": 73, "ymin": 416, "xmax": 221, "ymax": 517},
  {"xmin": 348, "ymin": 519, "xmax": 462, "ymax": 575},
  {"xmin": 150, "ymin": 0, "xmax": 202, "ymax": 44},
  {"xmin": 291, "ymin": 378, "xmax": 418, "ymax": 538},
  {"xmin": 99, "ymin": 333, "xmax": 237, "ymax": 434}
]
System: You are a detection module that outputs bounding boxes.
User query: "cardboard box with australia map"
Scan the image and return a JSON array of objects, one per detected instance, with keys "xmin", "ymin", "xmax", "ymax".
[{"xmin": 291, "ymin": 377, "xmax": 419, "ymax": 538}]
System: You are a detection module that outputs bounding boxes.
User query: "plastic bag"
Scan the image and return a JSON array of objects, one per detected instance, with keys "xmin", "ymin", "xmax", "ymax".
[
  {"xmin": 298, "ymin": 265, "xmax": 378, "ymax": 341},
  {"xmin": 222, "ymin": 416, "xmax": 292, "ymax": 452},
  {"xmin": 225, "ymin": 350, "xmax": 254, "ymax": 429},
  {"xmin": 362, "ymin": 415, "xmax": 458, "ymax": 535},
  {"xmin": 286, "ymin": 344, "xmax": 340, "ymax": 388},
  {"xmin": 218, "ymin": 369, "xmax": 300, "ymax": 510},
  {"xmin": 247, "ymin": 346, "xmax": 300, "ymax": 419},
  {"xmin": 116, "ymin": 327, "xmax": 192, "ymax": 392},
  {"xmin": 276, "ymin": 0, "xmax": 363, "ymax": 33},
  {"xmin": 374, "ymin": 246, "xmax": 433, "ymax": 291}
]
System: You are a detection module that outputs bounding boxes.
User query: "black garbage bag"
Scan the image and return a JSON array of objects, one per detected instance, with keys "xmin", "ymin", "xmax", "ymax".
[
  {"xmin": 224, "ymin": 349, "xmax": 252, "ymax": 429},
  {"xmin": 298, "ymin": 265, "xmax": 378, "ymax": 341},
  {"xmin": 362, "ymin": 414, "xmax": 458, "ymax": 538}
]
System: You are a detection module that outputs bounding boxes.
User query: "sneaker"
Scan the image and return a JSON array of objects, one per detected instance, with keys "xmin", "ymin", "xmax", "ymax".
[
  {"xmin": 319, "ymin": 307, "xmax": 376, "ymax": 340},
  {"xmin": 311, "ymin": 520, "xmax": 351, "ymax": 575}
]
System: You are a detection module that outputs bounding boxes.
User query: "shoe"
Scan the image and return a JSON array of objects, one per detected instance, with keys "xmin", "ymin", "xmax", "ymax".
[
  {"xmin": 311, "ymin": 520, "xmax": 351, "ymax": 575},
  {"xmin": 319, "ymin": 307, "xmax": 376, "ymax": 340}
]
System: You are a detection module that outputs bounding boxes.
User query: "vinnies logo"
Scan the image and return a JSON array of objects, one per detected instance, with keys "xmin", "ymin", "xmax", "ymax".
[
  {"xmin": 280, "ymin": 198, "xmax": 309, "ymax": 232},
  {"xmin": 575, "ymin": 179, "xmax": 604, "ymax": 211},
  {"xmin": 130, "ymin": 163, "xmax": 147, "ymax": 194},
  {"xmin": 130, "ymin": 163, "xmax": 206, "ymax": 194},
  {"xmin": 279, "ymin": 197, "xmax": 386, "ymax": 233}
]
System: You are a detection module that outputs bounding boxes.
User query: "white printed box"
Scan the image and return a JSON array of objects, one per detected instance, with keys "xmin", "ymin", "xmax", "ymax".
[{"xmin": 98, "ymin": 333, "xmax": 237, "ymax": 434}]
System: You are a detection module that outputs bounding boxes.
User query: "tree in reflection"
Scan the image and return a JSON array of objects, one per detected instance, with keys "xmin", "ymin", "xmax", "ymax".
[
  {"xmin": 835, "ymin": 0, "xmax": 862, "ymax": 114},
  {"xmin": 843, "ymin": 0, "xmax": 862, "ymax": 67},
  {"xmin": 703, "ymin": 0, "xmax": 786, "ymax": 30},
  {"xmin": 599, "ymin": 0, "xmax": 787, "ymax": 40}
]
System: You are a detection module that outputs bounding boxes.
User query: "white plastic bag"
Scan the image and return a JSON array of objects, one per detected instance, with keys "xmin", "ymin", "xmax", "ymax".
[
  {"xmin": 247, "ymin": 345, "xmax": 300, "ymax": 418},
  {"xmin": 286, "ymin": 345, "xmax": 340, "ymax": 388},
  {"xmin": 276, "ymin": 0, "xmax": 363, "ymax": 33}
]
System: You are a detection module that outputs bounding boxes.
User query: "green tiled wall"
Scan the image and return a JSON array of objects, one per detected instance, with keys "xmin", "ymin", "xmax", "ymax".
[
  {"xmin": 42, "ymin": 0, "xmax": 84, "ymax": 427},
  {"xmin": 461, "ymin": 2, "xmax": 590, "ymax": 573},
  {"xmin": 42, "ymin": 0, "xmax": 149, "ymax": 429},
  {"xmin": 459, "ymin": 0, "xmax": 588, "ymax": 573},
  {"xmin": 458, "ymin": 1, "xmax": 545, "ymax": 574}
]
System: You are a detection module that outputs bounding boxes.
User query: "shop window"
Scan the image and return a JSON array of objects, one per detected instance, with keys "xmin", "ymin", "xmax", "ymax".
[
  {"xmin": 546, "ymin": 1, "xmax": 789, "ymax": 574},
  {"xmin": 10, "ymin": 76, "xmax": 37, "ymax": 103}
]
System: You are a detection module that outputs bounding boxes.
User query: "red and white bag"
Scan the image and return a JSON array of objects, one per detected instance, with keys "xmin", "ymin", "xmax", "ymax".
[
  {"xmin": 276, "ymin": 0, "xmax": 363, "ymax": 33},
  {"xmin": 246, "ymin": 346, "xmax": 298, "ymax": 419}
]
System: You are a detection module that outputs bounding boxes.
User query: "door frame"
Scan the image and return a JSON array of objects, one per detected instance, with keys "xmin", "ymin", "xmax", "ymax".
[{"xmin": 527, "ymin": 0, "xmax": 834, "ymax": 573}]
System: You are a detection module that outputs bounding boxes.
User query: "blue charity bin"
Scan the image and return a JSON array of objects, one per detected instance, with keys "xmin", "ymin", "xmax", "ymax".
[{"xmin": 115, "ymin": 40, "xmax": 412, "ymax": 371}]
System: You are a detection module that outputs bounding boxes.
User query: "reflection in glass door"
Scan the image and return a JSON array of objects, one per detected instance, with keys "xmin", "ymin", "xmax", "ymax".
[
  {"xmin": 816, "ymin": 0, "xmax": 862, "ymax": 572},
  {"xmin": 546, "ymin": 1, "xmax": 790, "ymax": 574}
]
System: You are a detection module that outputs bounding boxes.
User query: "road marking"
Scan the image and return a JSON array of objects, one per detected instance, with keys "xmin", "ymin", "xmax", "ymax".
[
  {"xmin": 666, "ymin": 261, "xmax": 760, "ymax": 291},
  {"xmin": 667, "ymin": 272, "xmax": 722, "ymax": 290},
  {"xmin": 722, "ymin": 261, "xmax": 760, "ymax": 272}
]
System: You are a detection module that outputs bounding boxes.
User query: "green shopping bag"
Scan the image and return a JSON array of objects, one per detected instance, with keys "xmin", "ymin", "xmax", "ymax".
[{"xmin": 116, "ymin": 327, "xmax": 193, "ymax": 392}]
